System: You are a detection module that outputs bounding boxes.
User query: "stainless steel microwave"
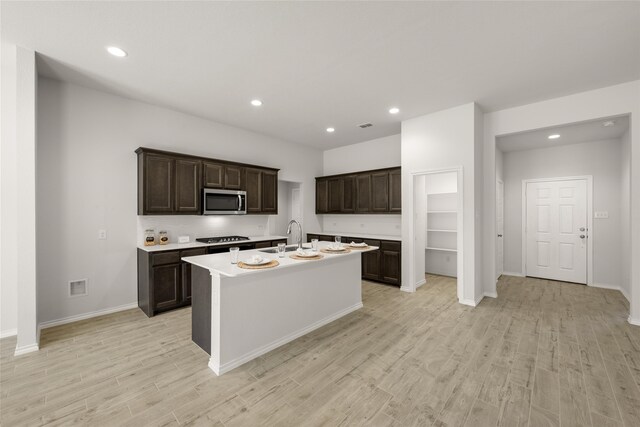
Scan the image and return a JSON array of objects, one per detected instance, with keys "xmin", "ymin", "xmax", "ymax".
[{"xmin": 202, "ymin": 189, "xmax": 247, "ymax": 215}]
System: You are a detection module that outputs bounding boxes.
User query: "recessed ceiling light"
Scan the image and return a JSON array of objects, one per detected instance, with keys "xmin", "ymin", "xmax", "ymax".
[
  {"xmin": 106, "ymin": 46, "xmax": 127, "ymax": 57},
  {"xmin": 250, "ymin": 99, "xmax": 263, "ymax": 107},
  {"xmin": 548, "ymin": 134, "xmax": 560, "ymax": 140},
  {"xmin": 389, "ymin": 107, "xmax": 400, "ymax": 114},
  {"xmin": 603, "ymin": 120, "xmax": 616, "ymax": 127},
  {"xmin": 326, "ymin": 127, "xmax": 335, "ymax": 133}
]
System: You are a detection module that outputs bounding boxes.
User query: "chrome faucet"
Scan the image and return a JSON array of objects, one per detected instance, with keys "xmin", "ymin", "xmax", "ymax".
[{"xmin": 287, "ymin": 219, "xmax": 303, "ymax": 249}]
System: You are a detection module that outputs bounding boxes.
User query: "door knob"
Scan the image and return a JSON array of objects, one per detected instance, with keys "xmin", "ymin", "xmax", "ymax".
[
  {"xmin": 580, "ymin": 235, "xmax": 586, "ymax": 239},
  {"xmin": 579, "ymin": 227, "xmax": 585, "ymax": 232},
  {"xmin": 497, "ymin": 234, "xmax": 503, "ymax": 237}
]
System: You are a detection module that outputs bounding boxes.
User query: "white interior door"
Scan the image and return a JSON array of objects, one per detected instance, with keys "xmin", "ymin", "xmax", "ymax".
[
  {"xmin": 496, "ymin": 180, "xmax": 504, "ymax": 280},
  {"xmin": 525, "ymin": 179, "xmax": 587, "ymax": 284}
]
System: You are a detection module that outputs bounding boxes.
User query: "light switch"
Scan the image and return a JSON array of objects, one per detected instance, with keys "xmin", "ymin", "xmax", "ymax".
[
  {"xmin": 594, "ymin": 211, "xmax": 609, "ymax": 219},
  {"xmin": 98, "ymin": 229, "xmax": 107, "ymax": 240}
]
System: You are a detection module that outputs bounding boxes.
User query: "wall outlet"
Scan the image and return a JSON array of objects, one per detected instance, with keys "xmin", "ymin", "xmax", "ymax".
[
  {"xmin": 257, "ymin": 225, "xmax": 264, "ymax": 230},
  {"xmin": 98, "ymin": 229, "xmax": 107, "ymax": 240},
  {"xmin": 360, "ymin": 223, "xmax": 364, "ymax": 228},
  {"xmin": 594, "ymin": 211, "xmax": 609, "ymax": 219}
]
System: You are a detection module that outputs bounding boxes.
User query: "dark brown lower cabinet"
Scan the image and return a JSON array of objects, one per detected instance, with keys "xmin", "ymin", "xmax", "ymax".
[
  {"xmin": 138, "ymin": 247, "xmax": 207, "ymax": 317},
  {"xmin": 306, "ymin": 233, "xmax": 401, "ymax": 286}
]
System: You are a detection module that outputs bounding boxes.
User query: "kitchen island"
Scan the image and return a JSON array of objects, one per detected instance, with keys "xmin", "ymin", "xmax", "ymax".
[{"xmin": 182, "ymin": 242, "xmax": 376, "ymax": 375}]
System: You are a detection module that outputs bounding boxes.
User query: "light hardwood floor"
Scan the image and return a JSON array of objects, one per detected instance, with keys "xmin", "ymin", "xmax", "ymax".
[{"xmin": 1, "ymin": 275, "xmax": 639, "ymax": 426}]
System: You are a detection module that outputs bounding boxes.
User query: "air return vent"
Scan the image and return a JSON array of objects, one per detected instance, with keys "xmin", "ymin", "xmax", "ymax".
[
  {"xmin": 358, "ymin": 123, "xmax": 373, "ymax": 129},
  {"xmin": 69, "ymin": 279, "xmax": 88, "ymax": 297}
]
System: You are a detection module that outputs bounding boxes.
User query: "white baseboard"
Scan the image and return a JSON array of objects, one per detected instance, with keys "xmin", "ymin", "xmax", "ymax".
[
  {"xmin": 620, "ymin": 286, "xmax": 630, "ymax": 303},
  {"xmin": 459, "ymin": 293, "xmax": 485, "ymax": 307},
  {"xmin": 14, "ymin": 343, "xmax": 39, "ymax": 356},
  {"xmin": 0, "ymin": 328, "xmax": 17, "ymax": 339},
  {"xmin": 210, "ymin": 302, "xmax": 364, "ymax": 376},
  {"xmin": 400, "ymin": 285, "xmax": 415, "ymax": 293},
  {"xmin": 502, "ymin": 271, "xmax": 525, "ymax": 277},
  {"xmin": 484, "ymin": 292, "xmax": 498, "ymax": 298},
  {"xmin": 415, "ymin": 279, "xmax": 426, "ymax": 289},
  {"xmin": 38, "ymin": 302, "xmax": 139, "ymax": 332},
  {"xmin": 629, "ymin": 316, "xmax": 640, "ymax": 327}
]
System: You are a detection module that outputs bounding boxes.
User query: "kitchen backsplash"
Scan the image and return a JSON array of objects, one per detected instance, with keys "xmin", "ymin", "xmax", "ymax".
[
  {"xmin": 137, "ymin": 215, "xmax": 271, "ymax": 245},
  {"xmin": 321, "ymin": 215, "xmax": 401, "ymax": 237}
]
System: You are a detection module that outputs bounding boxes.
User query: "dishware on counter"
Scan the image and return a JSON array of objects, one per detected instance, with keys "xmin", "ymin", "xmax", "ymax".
[
  {"xmin": 277, "ymin": 243, "xmax": 287, "ymax": 258},
  {"xmin": 243, "ymin": 254, "xmax": 271, "ymax": 266},
  {"xmin": 230, "ymin": 247, "xmax": 240, "ymax": 264},
  {"xmin": 311, "ymin": 238, "xmax": 319, "ymax": 251},
  {"xmin": 296, "ymin": 248, "xmax": 318, "ymax": 258},
  {"xmin": 159, "ymin": 231, "xmax": 169, "ymax": 245},
  {"xmin": 144, "ymin": 229, "xmax": 156, "ymax": 246},
  {"xmin": 349, "ymin": 241, "xmax": 367, "ymax": 247}
]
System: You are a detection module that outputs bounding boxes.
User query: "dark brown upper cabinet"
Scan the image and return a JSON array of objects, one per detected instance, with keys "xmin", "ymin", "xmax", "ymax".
[
  {"xmin": 245, "ymin": 167, "xmax": 263, "ymax": 213},
  {"xmin": 140, "ymin": 153, "xmax": 175, "ymax": 214},
  {"xmin": 203, "ymin": 162, "xmax": 243, "ymax": 190},
  {"xmin": 389, "ymin": 169, "xmax": 402, "ymax": 212},
  {"xmin": 203, "ymin": 161, "xmax": 224, "ymax": 188},
  {"xmin": 315, "ymin": 167, "xmax": 400, "ymax": 214},
  {"xmin": 341, "ymin": 175, "xmax": 356, "ymax": 213},
  {"xmin": 137, "ymin": 147, "xmax": 278, "ymax": 215},
  {"xmin": 261, "ymin": 170, "xmax": 278, "ymax": 214},
  {"xmin": 224, "ymin": 165, "xmax": 243, "ymax": 190},
  {"xmin": 371, "ymin": 171, "xmax": 390, "ymax": 212},
  {"xmin": 316, "ymin": 179, "xmax": 328, "ymax": 214},
  {"xmin": 328, "ymin": 178, "xmax": 342, "ymax": 213},
  {"xmin": 175, "ymin": 158, "xmax": 201, "ymax": 213},
  {"xmin": 356, "ymin": 174, "xmax": 372, "ymax": 213}
]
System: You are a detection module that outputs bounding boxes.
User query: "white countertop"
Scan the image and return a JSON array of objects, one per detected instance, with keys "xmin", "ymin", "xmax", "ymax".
[
  {"xmin": 138, "ymin": 235, "xmax": 288, "ymax": 252},
  {"xmin": 306, "ymin": 231, "xmax": 401, "ymax": 242},
  {"xmin": 182, "ymin": 241, "xmax": 377, "ymax": 278}
]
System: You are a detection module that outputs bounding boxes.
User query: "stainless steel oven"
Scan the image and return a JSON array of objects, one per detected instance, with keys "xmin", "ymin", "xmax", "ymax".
[{"xmin": 202, "ymin": 189, "xmax": 247, "ymax": 215}]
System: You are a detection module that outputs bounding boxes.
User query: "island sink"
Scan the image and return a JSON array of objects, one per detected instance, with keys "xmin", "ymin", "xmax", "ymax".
[{"xmin": 258, "ymin": 245, "xmax": 300, "ymax": 254}]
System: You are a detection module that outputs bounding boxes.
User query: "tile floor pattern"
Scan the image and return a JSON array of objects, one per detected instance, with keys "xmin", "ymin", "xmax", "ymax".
[{"xmin": 1, "ymin": 275, "xmax": 640, "ymax": 426}]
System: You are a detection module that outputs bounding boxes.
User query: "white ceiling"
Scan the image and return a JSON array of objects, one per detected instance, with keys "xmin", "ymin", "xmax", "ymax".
[
  {"xmin": 496, "ymin": 115, "xmax": 629, "ymax": 152},
  {"xmin": 2, "ymin": 2, "xmax": 639, "ymax": 149}
]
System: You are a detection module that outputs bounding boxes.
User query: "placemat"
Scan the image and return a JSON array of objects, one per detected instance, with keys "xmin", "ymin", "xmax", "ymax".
[
  {"xmin": 237, "ymin": 260, "xmax": 280, "ymax": 269},
  {"xmin": 290, "ymin": 253, "xmax": 324, "ymax": 261},
  {"xmin": 320, "ymin": 247, "xmax": 352, "ymax": 254}
]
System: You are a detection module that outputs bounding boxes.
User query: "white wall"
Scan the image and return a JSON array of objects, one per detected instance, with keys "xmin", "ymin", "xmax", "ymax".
[
  {"xmin": 621, "ymin": 129, "xmax": 631, "ymax": 300},
  {"xmin": 1, "ymin": 41, "xmax": 19, "ymax": 338},
  {"xmin": 401, "ymin": 103, "xmax": 482, "ymax": 304},
  {"xmin": 483, "ymin": 80, "xmax": 640, "ymax": 325},
  {"xmin": 503, "ymin": 139, "xmax": 624, "ymax": 288},
  {"xmin": 322, "ymin": 134, "xmax": 400, "ymax": 176},
  {"xmin": 1, "ymin": 43, "xmax": 39, "ymax": 351},
  {"xmin": 36, "ymin": 78, "xmax": 323, "ymax": 325},
  {"xmin": 320, "ymin": 133, "xmax": 402, "ymax": 238}
]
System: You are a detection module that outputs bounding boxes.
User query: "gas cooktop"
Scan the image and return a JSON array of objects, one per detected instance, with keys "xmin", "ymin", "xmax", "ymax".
[{"xmin": 195, "ymin": 236, "xmax": 250, "ymax": 244}]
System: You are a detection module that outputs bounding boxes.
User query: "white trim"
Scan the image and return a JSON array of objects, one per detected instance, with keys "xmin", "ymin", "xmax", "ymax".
[
  {"xmin": 209, "ymin": 302, "xmax": 363, "ymax": 376},
  {"xmin": 484, "ymin": 292, "xmax": 498, "ymax": 298},
  {"xmin": 37, "ymin": 302, "xmax": 139, "ymax": 331},
  {"xmin": 620, "ymin": 286, "xmax": 630, "ymax": 303},
  {"xmin": 521, "ymin": 176, "xmax": 593, "ymax": 286},
  {"xmin": 0, "ymin": 328, "xmax": 17, "ymax": 339},
  {"xmin": 459, "ymin": 293, "xmax": 484, "ymax": 307},
  {"xmin": 496, "ymin": 178, "xmax": 504, "ymax": 281},
  {"xmin": 629, "ymin": 316, "xmax": 640, "ymax": 327},
  {"xmin": 415, "ymin": 278, "xmax": 426, "ymax": 289},
  {"xmin": 408, "ymin": 166, "xmax": 464, "ymax": 302},
  {"xmin": 14, "ymin": 343, "xmax": 39, "ymax": 356},
  {"xmin": 503, "ymin": 271, "xmax": 525, "ymax": 277}
]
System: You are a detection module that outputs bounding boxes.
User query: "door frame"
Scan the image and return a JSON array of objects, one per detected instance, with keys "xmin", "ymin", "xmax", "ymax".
[
  {"xmin": 407, "ymin": 166, "xmax": 464, "ymax": 301},
  {"xmin": 496, "ymin": 179, "xmax": 504, "ymax": 281},
  {"xmin": 521, "ymin": 175, "xmax": 593, "ymax": 285}
]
